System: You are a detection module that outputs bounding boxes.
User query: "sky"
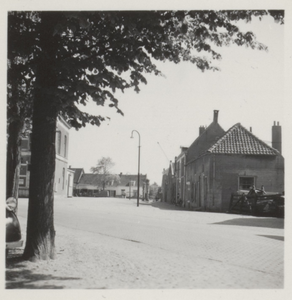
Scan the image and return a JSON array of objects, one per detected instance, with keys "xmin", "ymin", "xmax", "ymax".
[{"xmin": 67, "ymin": 14, "xmax": 286, "ymax": 185}]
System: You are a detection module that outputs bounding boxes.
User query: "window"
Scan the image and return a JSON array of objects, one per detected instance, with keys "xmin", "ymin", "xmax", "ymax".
[
  {"xmin": 20, "ymin": 165, "xmax": 27, "ymax": 176},
  {"xmin": 239, "ymin": 177, "xmax": 255, "ymax": 190},
  {"xmin": 21, "ymin": 155, "xmax": 31, "ymax": 164},
  {"xmin": 204, "ymin": 176, "xmax": 208, "ymax": 202},
  {"xmin": 182, "ymin": 157, "xmax": 185, "ymax": 176},
  {"xmin": 62, "ymin": 168, "xmax": 65, "ymax": 190},
  {"xmin": 191, "ymin": 182, "xmax": 195, "ymax": 201},
  {"xmin": 19, "ymin": 177, "xmax": 26, "ymax": 187},
  {"xmin": 21, "ymin": 138, "xmax": 29, "ymax": 150},
  {"xmin": 64, "ymin": 135, "xmax": 67, "ymax": 157},
  {"xmin": 56, "ymin": 131, "xmax": 61, "ymax": 155},
  {"xmin": 176, "ymin": 161, "xmax": 180, "ymax": 178}
]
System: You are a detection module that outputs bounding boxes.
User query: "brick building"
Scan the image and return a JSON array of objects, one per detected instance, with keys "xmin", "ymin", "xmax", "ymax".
[
  {"xmin": 174, "ymin": 147, "xmax": 188, "ymax": 203},
  {"xmin": 185, "ymin": 111, "xmax": 284, "ymax": 212}
]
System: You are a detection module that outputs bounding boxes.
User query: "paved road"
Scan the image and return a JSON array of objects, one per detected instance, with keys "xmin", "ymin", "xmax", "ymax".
[{"xmin": 15, "ymin": 196, "xmax": 284, "ymax": 289}]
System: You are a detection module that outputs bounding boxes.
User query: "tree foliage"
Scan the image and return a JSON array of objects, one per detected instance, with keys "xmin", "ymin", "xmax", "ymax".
[
  {"xmin": 91, "ymin": 157, "xmax": 115, "ymax": 174},
  {"xmin": 8, "ymin": 10, "xmax": 284, "ymax": 130},
  {"xmin": 7, "ymin": 10, "xmax": 284, "ymax": 261},
  {"xmin": 6, "ymin": 12, "xmax": 35, "ymax": 201},
  {"xmin": 91, "ymin": 157, "xmax": 119, "ymax": 190}
]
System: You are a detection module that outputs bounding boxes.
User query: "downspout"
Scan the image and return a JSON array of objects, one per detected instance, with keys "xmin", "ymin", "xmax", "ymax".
[{"xmin": 212, "ymin": 154, "xmax": 216, "ymax": 207}]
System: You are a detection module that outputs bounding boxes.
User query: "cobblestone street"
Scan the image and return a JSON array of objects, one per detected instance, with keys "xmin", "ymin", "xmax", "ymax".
[{"xmin": 5, "ymin": 196, "xmax": 286, "ymax": 297}]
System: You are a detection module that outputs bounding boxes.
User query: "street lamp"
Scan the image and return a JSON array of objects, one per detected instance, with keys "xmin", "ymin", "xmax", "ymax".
[{"xmin": 130, "ymin": 130, "xmax": 141, "ymax": 207}]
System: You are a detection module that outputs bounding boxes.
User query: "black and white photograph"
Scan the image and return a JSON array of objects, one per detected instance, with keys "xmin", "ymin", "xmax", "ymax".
[{"xmin": 3, "ymin": 0, "xmax": 292, "ymax": 299}]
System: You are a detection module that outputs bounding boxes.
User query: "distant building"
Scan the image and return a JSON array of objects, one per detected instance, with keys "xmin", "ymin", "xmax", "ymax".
[
  {"xmin": 19, "ymin": 116, "xmax": 73, "ymax": 198},
  {"xmin": 69, "ymin": 168, "xmax": 85, "ymax": 191},
  {"xmin": 70, "ymin": 171, "xmax": 148, "ymax": 198},
  {"xmin": 161, "ymin": 162, "xmax": 175, "ymax": 204},
  {"xmin": 174, "ymin": 147, "xmax": 188, "ymax": 203}
]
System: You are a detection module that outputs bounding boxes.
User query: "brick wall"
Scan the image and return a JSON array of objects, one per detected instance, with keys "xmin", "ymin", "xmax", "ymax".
[
  {"xmin": 215, "ymin": 154, "xmax": 284, "ymax": 212},
  {"xmin": 186, "ymin": 153, "xmax": 284, "ymax": 212}
]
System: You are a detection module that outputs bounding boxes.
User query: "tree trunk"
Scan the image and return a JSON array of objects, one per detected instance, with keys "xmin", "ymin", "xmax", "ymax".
[
  {"xmin": 23, "ymin": 12, "xmax": 59, "ymax": 261},
  {"xmin": 22, "ymin": 97, "xmax": 57, "ymax": 261}
]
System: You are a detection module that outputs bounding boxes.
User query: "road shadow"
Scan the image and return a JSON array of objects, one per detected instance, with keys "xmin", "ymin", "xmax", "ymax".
[
  {"xmin": 138, "ymin": 200, "xmax": 153, "ymax": 206},
  {"xmin": 120, "ymin": 199, "xmax": 153, "ymax": 206},
  {"xmin": 212, "ymin": 217, "xmax": 284, "ymax": 229},
  {"xmin": 151, "ymin": 201, "xmax": 186, "ymax": 211},
  {"xmin": 6, "ymin": 251, "xmax": 80, "ymax": 289},
  {"xmin": 257, "ymin": 234, "xmax": 284, "ymax": 241}
]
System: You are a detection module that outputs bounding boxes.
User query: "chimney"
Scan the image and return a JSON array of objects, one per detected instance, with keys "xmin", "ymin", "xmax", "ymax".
[
  {"xmin": 250, "ymin": 127, "xmax": 252, "ymax": 133},
  {"xmin": 213, "ymin": 110, "xmax": 219, "ymax": 123},
  {"xmin": 199, "ymin": 126, "xmax": 206, "ymax": 135},
  {"xmin": 272, "ymin": 121, "xmax": 282, "ymax": 154}
]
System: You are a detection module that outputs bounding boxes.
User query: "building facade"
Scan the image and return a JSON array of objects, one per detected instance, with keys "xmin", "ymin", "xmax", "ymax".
[
  {"xmin": 185, "ymin": 112, "xmax": 284, "ymax": 212},
  {"xmin": 161, "ymin": 162, "xmax": 175, "ymax": 204},
  {"xmin": 161, "ymin": 110, "xmax": 285, "ymax": 212},
  {"xmin": 174, "ymin": 147, "xmax": 188, "ymax": 204},
  {"xmin": 18, "ymin": 134, "xmax": 31, "ymax": 198},
  {"xmin": 19, "ymin": 116, "xmax": 73, "ymax": 198},
  {"xmin": 54, "ymin": 116, "xmax": 71, "ymax": 196}
]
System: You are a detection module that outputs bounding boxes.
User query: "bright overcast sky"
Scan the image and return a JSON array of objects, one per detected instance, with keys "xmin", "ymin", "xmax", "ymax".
[{"xmin": 67, "ymin": 14, "xmax": 286, "ymax": 185}]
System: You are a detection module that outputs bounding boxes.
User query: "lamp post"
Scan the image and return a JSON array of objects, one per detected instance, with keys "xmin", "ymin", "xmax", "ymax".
[{"xmin": 131, "ymin": 130, "xmax": 141, "ymax": 207}]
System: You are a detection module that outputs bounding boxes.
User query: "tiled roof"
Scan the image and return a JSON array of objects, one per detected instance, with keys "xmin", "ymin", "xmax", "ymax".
[
  {"xmin": 119, "ymin": 174, "xmax": 147, "ymax": 186},
  {"xmin": 79, "ymin": 174, "xmax": 101, "ymax": 185},
  {"xmin": 207, "ymin": 123, "xmax": 279, "ymax": 155},
  {"xmin": 78, "ymin": 173, "xmax": 147, "ymax": 186}
]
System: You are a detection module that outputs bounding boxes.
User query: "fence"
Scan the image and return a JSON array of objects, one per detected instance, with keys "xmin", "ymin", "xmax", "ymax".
[{"xmin": 228, "ymin": 191, "xmax": 284, "ymax": 218}]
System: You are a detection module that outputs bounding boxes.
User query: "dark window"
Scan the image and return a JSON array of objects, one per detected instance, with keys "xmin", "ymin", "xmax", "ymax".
[
  {"xmin": 62, "ymin": 168, "xmax": 65, "ymax": 190},
  {"xmin": 182, "ymin": 157, "xmax": 185, "ymax": 176},
  {"xmin": 20, "ymin": 165, "xmax": 27, "ymax": 175},
  {"xmin": 56, "ymin": 131, "xmax": 61, "ymax": 155},
  {"xmin": 239, "ymin": 177, "xmax": 255, "ymax": 190},
  {"xmin": 204, "ymin": 177, "xmax": 208, "ymax": 201},
  {"xmin": 191, "ymin": 182, "xmax": 195, "ymax": 202},
  {"xmin": 21, "ymin": 139, "xmax": 29, "ymax": 150},
  {"xmin": 198, "ymin": 180, "xmax": 201, "ymax": 206},
  {"xmin": 19, "ymin": 177, "xmax": 26, "ymax": 187},
  {"xmin": 21, "ymin": 155, "xmax": 31, "ymax": 164},
  {"xmin": 64, "ymin": 135, "xmax": 67, "ymax": 157}
]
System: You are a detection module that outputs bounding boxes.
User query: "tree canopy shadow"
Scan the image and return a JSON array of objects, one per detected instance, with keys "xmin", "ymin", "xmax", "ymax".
[{"xmin": 6, "ymin": 251, "xmax": 81, "ymax": 289}]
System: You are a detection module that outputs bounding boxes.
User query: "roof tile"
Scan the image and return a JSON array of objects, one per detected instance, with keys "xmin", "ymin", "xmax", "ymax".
[{"xmin": 207, "ymin": 123, "xmax": 279, "ymax": 155}]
